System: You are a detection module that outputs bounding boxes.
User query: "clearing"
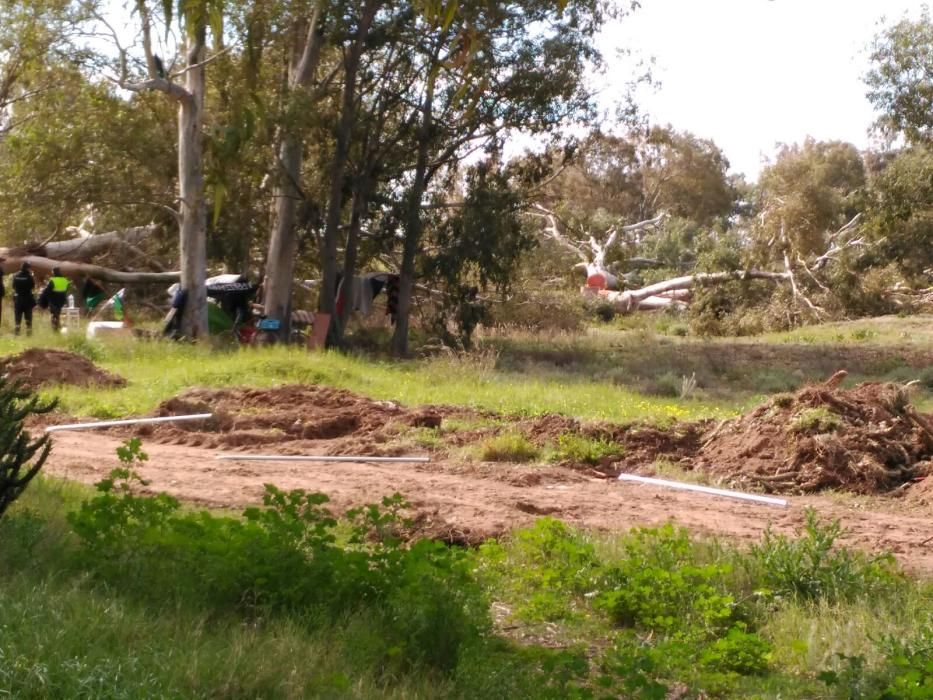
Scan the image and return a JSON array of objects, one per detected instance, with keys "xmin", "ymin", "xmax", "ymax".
[{"xmin": 41, "ymin": 376, "xmax": 933, "ymax": 573}]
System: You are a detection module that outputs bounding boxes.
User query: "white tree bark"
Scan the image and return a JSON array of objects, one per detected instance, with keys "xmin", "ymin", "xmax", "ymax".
[
  {"xmin": 600, "ymin": 270, "xmax": 791, "ymax": 312},
  {"xmin": 0, "ymin": 254, "xmax": 179, "ymax": 283},
  {"xmin": 42, "ymin": 225, "xmax": 160, "ymax": 260}
]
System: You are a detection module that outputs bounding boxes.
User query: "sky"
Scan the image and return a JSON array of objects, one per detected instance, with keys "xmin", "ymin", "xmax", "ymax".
[{"xmin": 597, "ymin": 0, "xmax": 928, "ymax": 180}]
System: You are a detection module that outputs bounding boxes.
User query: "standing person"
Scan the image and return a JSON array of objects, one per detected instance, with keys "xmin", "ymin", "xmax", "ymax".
[
  {"xmin": 11, "ymin": 262, "xmax": 36, "ymax": 336},
  {"xmin": 42, "ymin": 267, "xmax": 70, "ymax": 332}
]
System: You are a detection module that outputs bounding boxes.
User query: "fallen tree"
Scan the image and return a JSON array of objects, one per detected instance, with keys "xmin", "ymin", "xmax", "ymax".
[
  {"xmin": 0, "ymin": 225, "xmax": 161, "ymax": 262},
  {"xmin": 0, "ymin": 225, "xmax": 179, "ymax": 283},
  {"xmin": 532, "ymin": 202, "xmax": 871, "ymax": 316},
  {"xmin": 0, "ymin": 254, "xmax": 180, "ymax": 284}
]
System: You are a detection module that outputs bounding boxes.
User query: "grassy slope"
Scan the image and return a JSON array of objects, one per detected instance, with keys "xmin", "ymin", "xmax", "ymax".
[{"xmin": 3, "ymin": 314, "xmax": 930, "ymax": 424}]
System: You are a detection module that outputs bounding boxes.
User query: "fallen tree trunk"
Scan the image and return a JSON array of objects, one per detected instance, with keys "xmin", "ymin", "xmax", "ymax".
[
  {"xmin": 0, "ymin": 254, "xmax": 180, "ymax": 284},
  {"xmin": 0, "ymin": 225, "xmax": 162, "ymax": 262},
  {"xmin": 601, "ymin": 270, "xmax": 790, "ymax": 312},
  {"xmin": 42, "ymin": 225, "xmax": 160, "ymax": 261}
]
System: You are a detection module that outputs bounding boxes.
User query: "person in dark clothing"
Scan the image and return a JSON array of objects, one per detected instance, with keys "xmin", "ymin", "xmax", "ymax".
[
  {"xmin": 11, "ymin": 262, "xmax": 36, "ymax": 336},
  {"xmin": 42, "ymin": 267, "xmax": 70, "ymax": 332}
]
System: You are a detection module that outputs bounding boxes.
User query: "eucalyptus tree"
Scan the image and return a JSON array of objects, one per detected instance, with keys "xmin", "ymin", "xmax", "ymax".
[
  {"xmin": 89, "ymin": 0, "xmax": 226, "ymax": 337},
  {"xmin": 865, "ymin": 6, "xmax": 933, "ymax": 147},
  {"xmin": 386, "ymin": 0, "xmax": 612, "ymax": 356}
]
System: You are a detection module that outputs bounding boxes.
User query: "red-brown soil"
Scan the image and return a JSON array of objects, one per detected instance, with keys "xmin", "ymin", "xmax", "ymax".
[
  {"xmin": 40, "ymin": 380, "xmax": 933, "ymax": 572},
  {"xmin": 0, "ymin": 348, "xmax": 126, "ymax": 390},
  {"xmin": 694, "ymin": 381, "xmax": 933, "ymax": 494}
]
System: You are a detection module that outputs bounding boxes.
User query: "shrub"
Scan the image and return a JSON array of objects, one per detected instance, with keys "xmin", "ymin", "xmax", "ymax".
[
  {"xmin": 0, "ymin": 378, "xmax": 57, "ymax": 520},
  {"xmin": 552, "ymin": 433, "xmax": 624, "ymax": 466},
  {"xmin": 747, "ymin": 509, "xmax": 900, "ymax": 603},
  {"xmin": 596, "ymin": 525, "xmax": 736, "ymax": 636},
  {"xmin": 67, "ymin": 441, "xmax": 489, "ymax": 673},
  {"xmin": 477, "ymin": 432, "xmax": 540, "ymax": 463},
  {"xmin": 477, "ymin": 518, "xmax": 601, "ymax": 621}
]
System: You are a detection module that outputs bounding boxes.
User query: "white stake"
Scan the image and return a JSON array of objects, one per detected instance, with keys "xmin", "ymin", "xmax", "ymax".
[
  {"xmin": 46, "ymin": 414, "xmax": 213, "ymax": 433},
  {"xmin": 215, "ymin": 454, "xmax": 430, "ymax": 464},
  {"xmin": 617, "ymin": 473, "xmax": 788, "ymax": 507}
]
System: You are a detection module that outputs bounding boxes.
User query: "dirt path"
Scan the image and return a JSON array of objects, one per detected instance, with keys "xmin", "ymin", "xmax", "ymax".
[{"xmin": 46, "ymin": 431, "xmax": 933, "ymax": 575}]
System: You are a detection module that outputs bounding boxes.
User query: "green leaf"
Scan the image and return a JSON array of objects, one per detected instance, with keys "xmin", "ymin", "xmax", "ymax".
[{"xmin": 441, "ymin": 0, "xmax": 457, "ymax": 31}]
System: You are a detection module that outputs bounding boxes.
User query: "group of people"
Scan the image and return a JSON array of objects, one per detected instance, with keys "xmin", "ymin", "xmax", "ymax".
[{"xmin": 0, "ymin": 263, "xmax": 75, "ymax": 335}]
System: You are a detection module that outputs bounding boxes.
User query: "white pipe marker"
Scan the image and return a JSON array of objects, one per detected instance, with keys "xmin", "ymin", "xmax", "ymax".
[
  {"xmin": 45, "ymin": 414, "xmax": 213, "ymax": 433},
  {"xmin": 617, "ymin": 473, "xmax": 788, "ymax": 507},
  {"xmin": 215, "ymin": 454, "xmax": 430, "ymax": 464}
]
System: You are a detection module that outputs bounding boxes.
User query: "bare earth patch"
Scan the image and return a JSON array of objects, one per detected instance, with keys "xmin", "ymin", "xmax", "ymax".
[
  {"xmin": 41, "ymin": 381, "xmax": 933, "ymax": 572},
  {"xmin": 0, "ymin": 348, "xmax": 125, "ymax": 390}
]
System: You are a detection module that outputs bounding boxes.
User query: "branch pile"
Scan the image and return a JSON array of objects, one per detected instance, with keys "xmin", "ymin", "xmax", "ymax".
[{"xmin": 694, "ymin": 378, "xmax": 933, "ymax": 495}]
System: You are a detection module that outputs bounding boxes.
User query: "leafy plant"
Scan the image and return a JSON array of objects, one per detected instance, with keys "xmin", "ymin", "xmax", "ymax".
[
  {"xmin": 552, "ymin": 433, "xmax": 624, "ymax": 466},
  {"xmin": 67, "ymin": 441, "xmax": 488, "ymax": 673},
  {"xmin": 0, "ymin": 378, "xmax": 58, "ymax": 519},
  {"xmin": 748, "ymin": 508, "xmax": 900, "ymax": 603}
]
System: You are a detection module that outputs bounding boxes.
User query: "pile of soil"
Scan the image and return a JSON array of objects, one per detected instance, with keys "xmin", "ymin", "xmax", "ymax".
[
  {"xmin": 694, "ymin": 381, "xmax": 933, "ymax": 495},
  {"xmin": 0, "ymin": 348, "xmax": 125, "ymax": 390},
  {"xmin": 128, "ymin": 385, "xmax": 446, "ymax": 455}
]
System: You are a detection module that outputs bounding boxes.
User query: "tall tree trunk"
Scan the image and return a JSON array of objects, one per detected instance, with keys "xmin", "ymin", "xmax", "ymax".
[
  {"xmin": 391, "ymin": 79, "xmax": 434, "ymax": 357},
  {"xmin": 319, "ymin": 2, "xmax": 378, "ymax": 334},
  {"xmin": 262, "ymin": 5, "xmax": 325, "ymax": 340},
  {"xmin": 178, "ymin": 32, "xmax": 208, "ymax": 338},
  {"xmin": 264, "ymin": 134, "xmax": 303, "ymax": 333},
  {"xmin": 334, "ymin": 174, "xmax": 371, "ymax": 344}
]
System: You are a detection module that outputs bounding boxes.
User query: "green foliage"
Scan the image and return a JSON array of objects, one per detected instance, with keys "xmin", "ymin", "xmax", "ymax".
[
  {"xmin": 877, "ymin": 626, "xmax": 933, "ymax": 699},
  {"xmin": 552, "ymin": 433, "xmax": 623, "ymax": 465},
  {"xmin": 66, "ymin": 442, "xmax": 487, "ymax": 673},
  {"xmin": 478, "ymin": 519, "xmax": 601, "ymax": 621},
  {"xmin": 0, "ymin": 378, "xmax": 57, "ymax": 519},
  {"xmin": 596, "ymin": 525, "xmax": 737, "ymax": 637},
  {"xmin": 477, "ymin": 432, "xmax": 541, "ymax": 463},
  {"xmin": 788, "ymin": 407, "xmax": 843, "ymax": 434},
  {"xmin": 748, "ymin": 509, "xmax": 900, "ymax": 603},
  {"xmin": 865, "ymin": 6, "xmax": 933, "ymax": 146},
  {"xmin": 864, "ymin": 145, "xmax": 933, "ymax": 280}
]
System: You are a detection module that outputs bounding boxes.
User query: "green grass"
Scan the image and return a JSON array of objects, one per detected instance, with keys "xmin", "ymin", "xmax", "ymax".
[
  {"xmin": 0, "ymin": 334, "xmax": 730, "ymax": 423},
  {"xmin": 476, "ymin": 432, "xmax": 540, "ymax": 462},
  {"xmin": 3, "ymin": 474, "xmax": 932, "ymax": 699},
  {"xmin": 3, "ymin": 315, "xmax": 931, "ymax": 426}
]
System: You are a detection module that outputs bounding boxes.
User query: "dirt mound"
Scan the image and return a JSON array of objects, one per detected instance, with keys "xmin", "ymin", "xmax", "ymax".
[
  {"xmin": 695, "ymin": 382, "xmax": 933, "ymax": 495},
  {"xmin": 0, "ymin": 348, "xmax": 125, "ymax": 390},
  {"xmin": 129, "ymin": 384, "xmax": 446, "ymax": 455}
]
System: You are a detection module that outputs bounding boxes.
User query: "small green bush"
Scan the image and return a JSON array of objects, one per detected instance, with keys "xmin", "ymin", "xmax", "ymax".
[
  {"xmin": 552, "ymin": 433, "xmax": 624, "ymax": 465},
  {"xmin": 66, "ymin": 441, "xmax": 488, "ymax": 673},
  {"xmin": 477, "ymin": 518, "xmax": 601, "ymax": 621},
  {"xmin": 477, "ymin": 432, "xmax": 540, "ymax": 463},
  {"xmin": 747, "ymin": 509, "xmax": 900, "ymax": 603},
  {"xmin": 596, "ymin": 525, "xmax": 736, "ymax": 636}
]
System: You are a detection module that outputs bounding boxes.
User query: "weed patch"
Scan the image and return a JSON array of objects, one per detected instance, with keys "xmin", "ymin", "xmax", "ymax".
[
  {"xmin": 477, "ymin": 433, "xmax": 540, "ymax": 463},
  {"xmin": 747, "ymin": 509, "xmax": 901, "ymax": 604},
  {"xmin": 550, "ymin": 433, "xmax": 624, "ymax": 465}
]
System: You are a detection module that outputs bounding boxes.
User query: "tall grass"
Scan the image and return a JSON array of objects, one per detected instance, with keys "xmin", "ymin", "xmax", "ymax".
[{"xmin": 1, "ymin": 335, "xmax": 733, "ymax": 423}]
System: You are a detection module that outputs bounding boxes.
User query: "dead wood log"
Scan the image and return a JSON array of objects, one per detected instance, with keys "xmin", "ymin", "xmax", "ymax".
[
  {"xmin": 600, "ymin": 270, "xmax": 791, "ymax": 312},
  {"xmin": 0, "ymin": 225, "xmax": 161, "ymax": 262},
  {"xmin": 0, "ymin": 254, "xmax": 179, "ymax": 284}
]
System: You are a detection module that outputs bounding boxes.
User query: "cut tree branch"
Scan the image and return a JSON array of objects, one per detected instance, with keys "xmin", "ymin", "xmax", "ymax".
[{"xmin": 0, "ymin": 255, "xmax": 178, "ymax": 283}]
